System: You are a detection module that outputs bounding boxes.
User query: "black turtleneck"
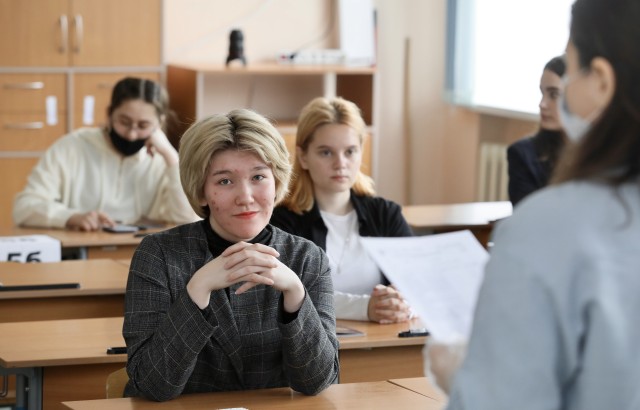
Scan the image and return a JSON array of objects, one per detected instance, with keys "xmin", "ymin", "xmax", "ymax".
[{"xmin": 201, "ymin": 219, "xmax": 272, "ymax": 258}]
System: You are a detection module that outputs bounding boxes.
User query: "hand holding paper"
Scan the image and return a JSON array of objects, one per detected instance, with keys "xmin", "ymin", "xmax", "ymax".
[{"xmin": 360, "ymin": 230, "xmax": 489, "ymax": 344}]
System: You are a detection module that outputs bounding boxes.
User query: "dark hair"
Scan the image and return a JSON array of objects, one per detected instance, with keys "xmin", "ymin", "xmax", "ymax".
[
  {"xmin": 107, "ymin": 77, "xmax": 169, "ymax": 120},
  {"xmin": 554, "ymin": 0, "xmax": 640, "ymax": 185},
  {"xmin": 544, "ymin": 56, "xmax": 566, "ymax": 78}
]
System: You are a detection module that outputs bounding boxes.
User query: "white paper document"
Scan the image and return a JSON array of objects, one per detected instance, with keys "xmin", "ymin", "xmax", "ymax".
[{"xmin": 361, "ymin": 230, "xmax": 489, "ymax": 344}]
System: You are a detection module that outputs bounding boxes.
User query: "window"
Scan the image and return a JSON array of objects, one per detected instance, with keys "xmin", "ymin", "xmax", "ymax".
[{"xmin": 446, "ymin": 0, "xmax": 573, "ymax": 117}]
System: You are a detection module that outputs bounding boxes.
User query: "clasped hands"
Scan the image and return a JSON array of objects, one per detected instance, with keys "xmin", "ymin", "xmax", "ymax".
[
  {"xmin": 367, "ymin": 284, "xmax": 413, "ymax": 324},
  {"xmin": 187, "ymin": 242, "xmax": 305, "ymax": 313}
]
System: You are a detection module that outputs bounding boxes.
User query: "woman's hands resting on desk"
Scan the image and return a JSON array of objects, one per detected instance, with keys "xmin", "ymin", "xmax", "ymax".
[
  {"xmin": 187, "ymin": 242, "xmax": 305, "ymax": 313},
  {"xmin": 66, "ymin": 211, "xmax": 116, "ymax": 231},
  {"xmin": 367, "ymin": 284, "xmax": 412, "ymax": 324}
]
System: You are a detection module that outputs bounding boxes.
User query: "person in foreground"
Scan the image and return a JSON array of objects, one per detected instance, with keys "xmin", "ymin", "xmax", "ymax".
[
  {"xmin": 507, "ymin": 56, "xmax": 568, "ymax": 206},
  {"xmin": 123, "ymin": 109, "xmax": 339, "ymax": 401},
  {"xmin": 13, "ymin": 77, "xmax": 196, "ymax": 231},
  {"xmin": 427, "ymin": 0, "xmax": 640, "ymax": 408},
  {"xmin": 271, "ymin": 96, "xmax": 413, "ymax": 324}
]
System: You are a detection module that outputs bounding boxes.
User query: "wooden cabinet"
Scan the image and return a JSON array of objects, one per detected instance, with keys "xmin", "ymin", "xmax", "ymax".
[
  {"xmin": 0, "ymin": 0, "xmax": 161, "ymax": 67},
  {"xmin": 167, "ymin": 63, "xmax": 376, "ymax": 174},
  {"xmin": 0, "ymin": 74, "xmax": 67, "ymax": 151},
  {"xmin": 0, "ymin": 0, "xmax": 163, "ymax": 229}
]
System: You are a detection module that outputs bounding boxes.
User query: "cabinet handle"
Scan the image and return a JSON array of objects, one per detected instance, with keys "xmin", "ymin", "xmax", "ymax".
[
  {"xmin": 4, "ymin": 122, "xmax": 45, "ymax": 130},
  {"xmin": 3, "ymin": 82, "xmax": 44, "ymax": 90},
  {"xmin": 74, "ymin": 14, "xmax": 83, "ymax": 53},
  {"xmin": 59, "ymin": 15, "xmax": 68, "ymax": 53}
]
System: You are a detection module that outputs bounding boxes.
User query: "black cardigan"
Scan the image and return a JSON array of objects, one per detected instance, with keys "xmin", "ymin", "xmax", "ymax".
[{"xmin": 270, "ymin": 191, "xmax": 414, "ymax": 284}]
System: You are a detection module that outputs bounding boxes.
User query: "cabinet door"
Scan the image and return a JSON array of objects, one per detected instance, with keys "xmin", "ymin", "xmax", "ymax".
[
  {"xmin": 70, "ymin": 0, "xmax": 161, "ymax": 67},
  {"xmin": 73, "ymin": 72, "xmax": 161, "ymax": 129},
  {"xmin": 0, "ymin": 0, "xmax": 70, "ymax": 67},
  {"xmin": 0, "ymin": 157, "xmax": 39, "ymax": 228},
  {"xmin": 0, "ymin": 74, "xmax": 67, "ymax": 151}
]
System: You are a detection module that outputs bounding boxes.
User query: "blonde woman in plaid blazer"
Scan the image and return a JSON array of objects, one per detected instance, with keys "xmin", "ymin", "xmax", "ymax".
[{"xmin": 123, "ymin": 109, "xmax": 339, "ymax": 401}]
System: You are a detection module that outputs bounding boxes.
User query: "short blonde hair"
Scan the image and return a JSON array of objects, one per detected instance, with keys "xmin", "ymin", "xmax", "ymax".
[
  {"xmin": 179, "ymin": 109, "xmax": 291, "ymax": 218},
  {"xmin": 281, "ymin": 97, "xmax": 375, "ymax": 214}
]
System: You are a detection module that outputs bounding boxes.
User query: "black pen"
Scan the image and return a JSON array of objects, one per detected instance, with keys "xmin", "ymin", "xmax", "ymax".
[{"xmin": 106, "ymin": 346, "xmax": 127, "ymax": 355}]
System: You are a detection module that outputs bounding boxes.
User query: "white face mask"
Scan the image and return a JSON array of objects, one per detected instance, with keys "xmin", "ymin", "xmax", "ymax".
[
  {"xmin": 558, "ymin": 74, "xmax": 602, "ymax": 142},
  {"xmin": 558, "ymin": 93, "xmax": 592, "ymax": 141}
]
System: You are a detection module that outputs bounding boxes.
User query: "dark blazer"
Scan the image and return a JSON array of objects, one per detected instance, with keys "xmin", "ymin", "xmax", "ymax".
[
  {"xmin": 507, "ymin": 130, "xmax": 564, "ymax": 206},
  {"xmin": 270, "ymin": 191, "xmax": 413, "ymax": 285},
  {"xmin": 123, "ymin": 221, "xmax": 339, "ymax": 401},
  {"xmin": 270, "ymin": 191, "xmax": 413, "ymax": 250}
]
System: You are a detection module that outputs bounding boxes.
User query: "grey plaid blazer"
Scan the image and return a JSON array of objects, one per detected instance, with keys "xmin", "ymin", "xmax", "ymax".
[{"xmin": 123, "ymin": 221, "xmax": 339, "ymax": 401}]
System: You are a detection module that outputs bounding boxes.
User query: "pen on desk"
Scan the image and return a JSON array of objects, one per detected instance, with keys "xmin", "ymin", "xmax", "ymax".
[{"xmin": 106, "ymin": 346, "xmax": 127, "ymax": 355}]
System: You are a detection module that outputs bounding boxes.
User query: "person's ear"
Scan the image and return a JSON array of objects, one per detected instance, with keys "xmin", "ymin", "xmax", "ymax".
[
  {"xmin": 590, "ymin": 57, "xmax": 616, "ymax": 110},
  {"xmin": 296, "ymin": 146, "xmax": 309, "ymax": 170}
]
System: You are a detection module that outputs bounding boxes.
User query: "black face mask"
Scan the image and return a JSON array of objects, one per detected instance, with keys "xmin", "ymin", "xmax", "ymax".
[{"xmin": 108, "ymin": 127, "xmax": 147, "ymax": 157}]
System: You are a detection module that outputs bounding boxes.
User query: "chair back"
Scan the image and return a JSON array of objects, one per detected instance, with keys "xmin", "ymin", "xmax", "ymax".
[{"xmin": 106, "ymin": 367, "xmax": 129, "ymax": 398}]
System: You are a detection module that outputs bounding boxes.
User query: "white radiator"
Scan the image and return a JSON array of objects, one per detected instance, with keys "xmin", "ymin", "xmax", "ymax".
[{"xmin": 477, "ymin": 142, "xmax": 509, "ymax": 201}]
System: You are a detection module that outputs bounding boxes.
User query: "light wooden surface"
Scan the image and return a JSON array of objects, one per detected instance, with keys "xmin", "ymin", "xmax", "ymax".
[
  {"xmin": 337, "ymin": 319, "xmax": 426, "ymax": 383},
  {"xmin": 0, "ymin": 259, "xmax": 128, "ymax": 322},
  {"xmin": 389, "ymin": 377, "xmax": 446, "ymax": 401},
  {"xmin": 0, "ymin": 317, "xmax": 125, "ymax": 368},
  {"xmin": 62, "ymin": 380, "xmax": 443, "ymax": 410},
  {"xmin": 0, "ymin": 317, "xmax": 428, "ymax": 409},
  {"xmin": 402, "ymin": 201, "xmax": 512, "ymax": 247},
  {"xmin": 402, "ymin": 201, "xmax": 512, "ymax": 230},
  {"xmin": 0, "ymin": 0, "xmax": 160, "ymax": 67},
  {"xmin": 0, "ymin": 226, "xmax": 167, "ymax": 259}
]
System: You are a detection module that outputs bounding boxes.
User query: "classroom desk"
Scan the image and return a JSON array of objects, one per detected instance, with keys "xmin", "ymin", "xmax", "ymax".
[
  {"xmin": 0, "ymin": 259, "xmax": 129, "ymax": 323},
  {"xmin": 402, "ymin": 201, "xmax": 512, "ymax": 247},
  {"xmin": 0, "ymin": 226, "xmax": 167, "ymax": 260},
  {"xmin": 62, "ymin": 379, "xmax": 443, "ymax": 410},
  {"xmin": 337, "ymin": 319, "xmax": 426, "ymax": 383},
  {"xmin": 0, "ymin": 317, "xmax": 126, "ymax": 410},
  {"xmin": 389, "ymin": 377, "xmax": 446, "ymax": 401},
  {"xmin": 0, "ymin": 317, "xmax": 427, "ymax": 410}
]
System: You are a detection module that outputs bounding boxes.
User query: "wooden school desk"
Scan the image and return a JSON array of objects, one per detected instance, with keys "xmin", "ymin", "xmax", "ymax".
[
  {"xmin": 0, "ymin": 259, "xmax": 129, "ymax": 323},
  {"xmin": 337, "ymin": 319, "xmax": 426, "ymax": 383},
  {"xmin": 0, "ymin": 226, "xmax": 167, "ymax": 260},
  {"xmin": 402, "ymin": 201, "xmax": 513, "ymax": 247},
  {"xmin": 62, "ymin": 379, "xmax": 443, "ymax": 410},
  {"xmin": 389, "ymin": 377, "xmax": 446, "ymax": 402},
  {"xmin": 0, "ymin": 317, "xmax": 427, "ymax": 410},
  {"xmin": 0, "ymin": 317, "xmax": 126, "ymax": 410}
]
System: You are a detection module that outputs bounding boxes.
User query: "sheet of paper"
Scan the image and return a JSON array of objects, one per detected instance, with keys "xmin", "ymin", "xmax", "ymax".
[{"xmin": 361, "ymin": 230, "xmax": 489, "ymax": 344}]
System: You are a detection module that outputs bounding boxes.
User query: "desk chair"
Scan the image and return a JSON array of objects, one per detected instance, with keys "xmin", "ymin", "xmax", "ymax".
[{"xmin": 106, "ymin": 367, "xmax": 128, "ymax": 398}]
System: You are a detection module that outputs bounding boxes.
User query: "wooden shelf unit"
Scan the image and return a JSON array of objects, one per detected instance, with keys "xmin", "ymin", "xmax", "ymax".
[{"xmin": 167, "ymin": 62, "xmax": 377, "ymax": 175}]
